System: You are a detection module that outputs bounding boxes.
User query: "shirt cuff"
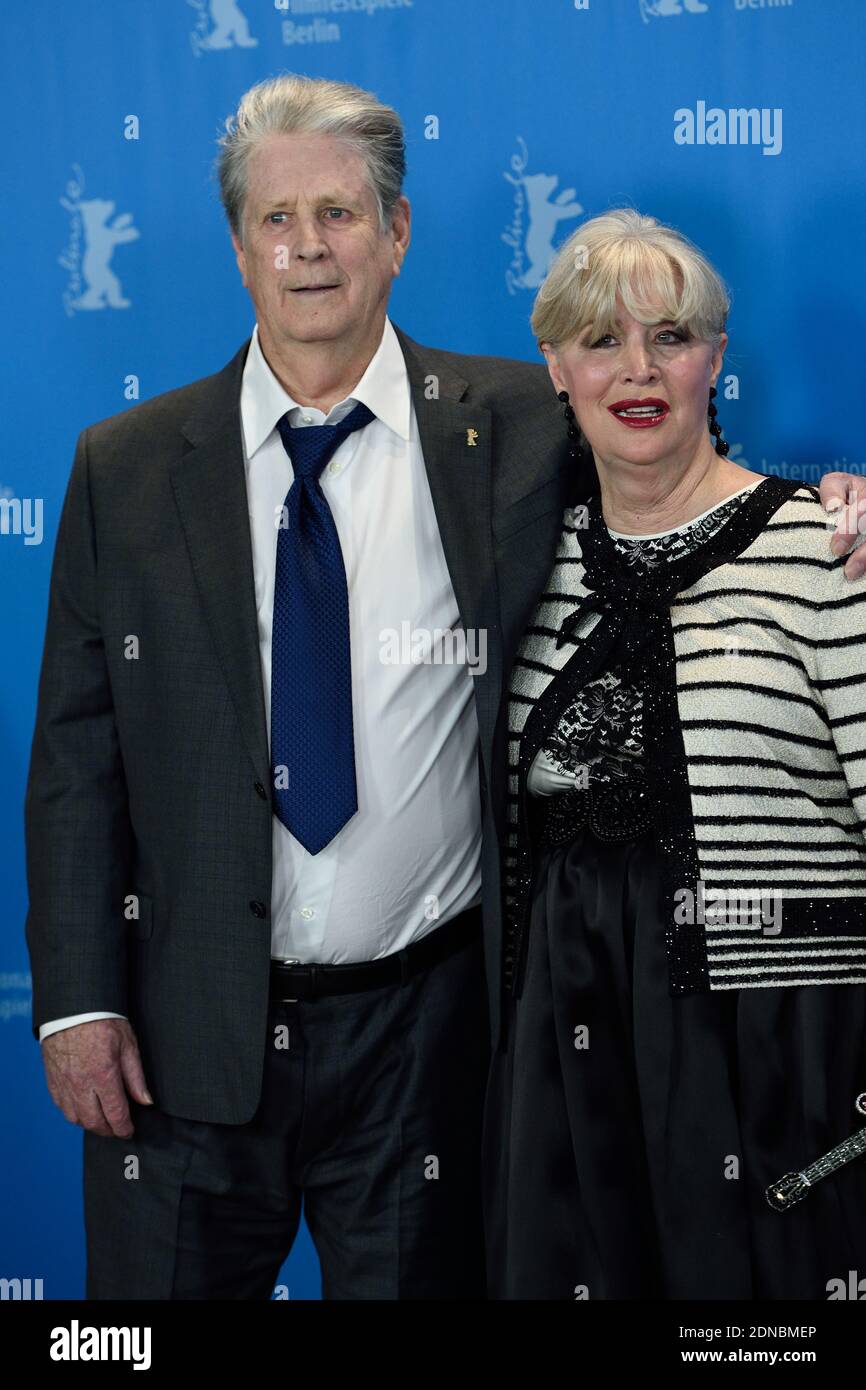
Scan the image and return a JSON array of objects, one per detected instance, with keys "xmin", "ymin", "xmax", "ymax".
[{"xmin": 39, "ymin": 1012, "xmax": 127, "ymax": 1042}]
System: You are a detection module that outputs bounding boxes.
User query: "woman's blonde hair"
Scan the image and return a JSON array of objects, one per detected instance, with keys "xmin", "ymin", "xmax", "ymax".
[{"xmin": 530, "ymin": 208, "xmax": 730, "ymax": 352}]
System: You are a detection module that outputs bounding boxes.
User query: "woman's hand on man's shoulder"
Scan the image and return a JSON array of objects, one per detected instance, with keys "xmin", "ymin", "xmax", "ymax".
[{"xmin": 819, "ymin": 472, "xmax": 866, "ymax": 579}]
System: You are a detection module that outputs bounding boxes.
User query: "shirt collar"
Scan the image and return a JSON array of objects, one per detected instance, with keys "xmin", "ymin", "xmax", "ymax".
[{"xmin": 240, "ymin": 316, "xmax": 411, "ymax": 459}]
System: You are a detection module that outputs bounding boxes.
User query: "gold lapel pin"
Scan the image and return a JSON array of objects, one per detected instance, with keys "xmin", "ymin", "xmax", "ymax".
[{"xmin": 466, "ymin": 428, "xmax": 479, "ymax": 447}]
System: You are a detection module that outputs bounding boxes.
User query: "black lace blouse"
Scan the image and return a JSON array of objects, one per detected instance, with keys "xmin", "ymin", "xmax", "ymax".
[{"xmin": 526, "ymin": 484, "xmax": 762, "ymax": 815}]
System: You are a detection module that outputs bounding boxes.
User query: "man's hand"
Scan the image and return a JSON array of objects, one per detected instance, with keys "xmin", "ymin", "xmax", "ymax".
[
  {"xmin": 819, "ymin": 472, "xmax": 866, "ymax": 579},
  {"xmin": 41, "ymin": 1018, "xmax": 153, "ymax": 1138}
]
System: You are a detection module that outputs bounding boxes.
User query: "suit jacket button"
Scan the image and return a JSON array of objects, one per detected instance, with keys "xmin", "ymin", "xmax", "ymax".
[
  {"xmin": 249, "ymin": 900, "xmax": 267, "ymax": 918},
  {"xmin": 254, "ymin": 781, "xmax": 268, "ymax": 800}
]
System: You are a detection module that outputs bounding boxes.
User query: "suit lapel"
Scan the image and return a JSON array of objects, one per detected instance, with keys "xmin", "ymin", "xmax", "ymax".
[
  {"xmin": 392, "ymin": 325, "xmax": 502, "ymax": 786},
  {"xmin": 171, "ymin": 341, "xmax": 272, "ymax": 785}
]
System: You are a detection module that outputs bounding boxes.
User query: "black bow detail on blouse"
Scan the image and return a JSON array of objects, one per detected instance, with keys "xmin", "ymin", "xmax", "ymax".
[{"xmin": 556, "ymin": 493, "xmax": 742, "ymax": 672}]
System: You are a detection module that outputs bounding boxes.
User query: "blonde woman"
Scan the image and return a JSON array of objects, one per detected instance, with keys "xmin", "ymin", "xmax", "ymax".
[{"xmin": 482, "ymin": 210, "xmax": 866, "ymax": 1300}]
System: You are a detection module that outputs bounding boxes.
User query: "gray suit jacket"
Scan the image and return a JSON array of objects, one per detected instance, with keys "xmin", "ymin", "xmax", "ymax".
[{"xmin": 24, "ymin": 324, "xmax": 589, "ymax": 1123}]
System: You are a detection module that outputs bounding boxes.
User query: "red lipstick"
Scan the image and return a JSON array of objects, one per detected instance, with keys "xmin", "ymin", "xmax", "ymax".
[{"xmin": 607, "ymin": 397, "xmax": 670, "ymax": 429}]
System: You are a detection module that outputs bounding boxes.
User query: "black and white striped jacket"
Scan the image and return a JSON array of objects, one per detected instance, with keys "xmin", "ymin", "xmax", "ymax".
[{"xmin": 503, "ymin": 476, "xmax": 866, "ymax": 998}]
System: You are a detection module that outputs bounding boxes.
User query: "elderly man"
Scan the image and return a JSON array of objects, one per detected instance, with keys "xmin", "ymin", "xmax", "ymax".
[{"xmin": 25, "ymin": 73, "xmax": 866, "ymax": 1300}]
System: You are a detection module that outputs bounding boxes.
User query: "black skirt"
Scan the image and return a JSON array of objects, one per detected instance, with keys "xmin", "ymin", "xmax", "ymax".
[{"xmin": 481, "ymin": 825, "xmax": 866, "ymax": 1300}]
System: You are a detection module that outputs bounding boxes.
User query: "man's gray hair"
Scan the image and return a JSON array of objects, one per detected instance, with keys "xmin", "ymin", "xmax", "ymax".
[{"xmin": 216, "ymin": 73, "xmax": 406, "ymax": 244}]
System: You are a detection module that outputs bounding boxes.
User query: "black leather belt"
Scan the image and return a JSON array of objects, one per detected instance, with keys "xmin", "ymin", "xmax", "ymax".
[{"xmin": 269, "ymin": 904, "xmax": 482, "ymax": 1002}]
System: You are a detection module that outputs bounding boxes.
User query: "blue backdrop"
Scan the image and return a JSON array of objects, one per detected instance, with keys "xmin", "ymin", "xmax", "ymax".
[{"xmin": 3, "ymin": 0, "xmax": 865, "ymax": 1300}]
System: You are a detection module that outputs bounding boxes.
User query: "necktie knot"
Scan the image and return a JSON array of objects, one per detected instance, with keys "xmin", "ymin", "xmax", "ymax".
[{"xmin": 276, "ymin": 400, "xmax": 375, "ymax": 480}]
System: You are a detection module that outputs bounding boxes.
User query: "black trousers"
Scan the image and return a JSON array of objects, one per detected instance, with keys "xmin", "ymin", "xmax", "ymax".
[{"xmin": 83, "ymin": 919, "xmax": 489, "ymax": 1299}]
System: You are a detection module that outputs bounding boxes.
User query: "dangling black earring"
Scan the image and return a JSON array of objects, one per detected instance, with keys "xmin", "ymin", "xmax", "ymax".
[
  {"xmin": 707, "ymin": 386, "xmax": 730, "ymax": 457},
  {"xmin": 558, "ymin": 389, "xmax": 581, "ymax": 461}
]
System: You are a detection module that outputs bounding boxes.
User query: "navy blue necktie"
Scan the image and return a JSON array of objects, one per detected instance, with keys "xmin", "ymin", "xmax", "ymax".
[{"xmin": 271, "ymin": 400, "xmax": 375, "ymax": 853}]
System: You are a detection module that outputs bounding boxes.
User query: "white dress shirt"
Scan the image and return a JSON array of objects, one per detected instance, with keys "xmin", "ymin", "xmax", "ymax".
[{"xmin": 40, "ymin": 317, "xmax": 482, "ymax": 1039}]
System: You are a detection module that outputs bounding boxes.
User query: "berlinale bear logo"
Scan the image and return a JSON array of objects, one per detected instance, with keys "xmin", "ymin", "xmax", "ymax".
[
  {"xmin": 59, "ymin": 190, "xmax": 140, "ymax": 314},
  {"xmin": 189, "ymin": 0, "xmax": 259, "ymax": 55},
  {"xmin": 640, "ymin": 0, "xmax": 709, "ymax": 21}
]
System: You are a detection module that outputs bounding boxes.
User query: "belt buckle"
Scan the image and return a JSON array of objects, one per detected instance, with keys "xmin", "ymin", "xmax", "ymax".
[{"xmin": 274, "ymin": 956, "xmax": 302, "ymax": 1003}]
